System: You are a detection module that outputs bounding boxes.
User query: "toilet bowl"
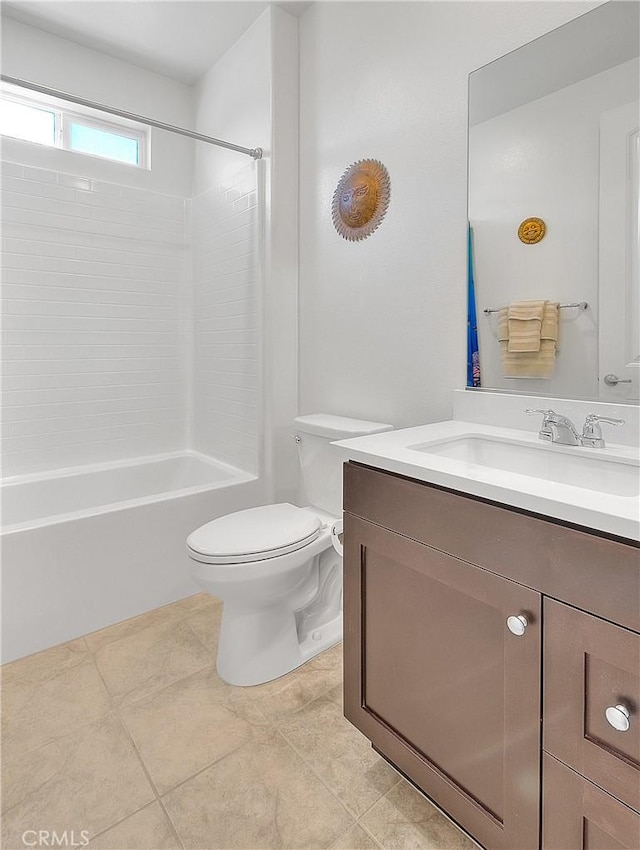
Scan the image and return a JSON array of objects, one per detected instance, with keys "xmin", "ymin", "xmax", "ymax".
[{"xmin": 186, "ymin": 414, "xmax": 393, "ymax": 686}]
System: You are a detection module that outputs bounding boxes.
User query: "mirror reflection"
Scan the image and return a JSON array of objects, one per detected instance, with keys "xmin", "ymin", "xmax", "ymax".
[{"xmin": 467, "ymin": 1, "xmax": 639, "ymax": 402}]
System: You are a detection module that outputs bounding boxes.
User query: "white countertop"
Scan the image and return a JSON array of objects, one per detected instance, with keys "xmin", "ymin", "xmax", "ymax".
[{"xmin": 334, "ymin": 420, "xmax": 640, "ymax": 542}]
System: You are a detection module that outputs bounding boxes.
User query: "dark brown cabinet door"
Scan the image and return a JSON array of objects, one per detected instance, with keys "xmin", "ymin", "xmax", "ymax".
[
  {"xmin": 544, "ymin": 599, "xmax": 640, "ymax": 813},
  {"xmin": 543, "ymin": 753, "xmax": 640, "ymax": 849},
  {"xmin": 343, "ymin": 513, "xmax": 541, "ymax": 850}
]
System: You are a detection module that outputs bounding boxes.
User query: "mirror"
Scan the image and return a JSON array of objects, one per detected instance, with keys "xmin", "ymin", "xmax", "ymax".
[{"xmin": 467, "ymin": 1, "xmax": 639, "ymax": 402}]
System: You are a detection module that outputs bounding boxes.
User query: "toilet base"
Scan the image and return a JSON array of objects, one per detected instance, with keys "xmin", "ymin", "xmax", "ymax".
[
  {"xmin": 190, "ymin": 518, "xmax": 343, "ymax": 687},
  {"xmin": 216, "ymin": 605, "xmax": 342, "ymax": 687},
  {"xmin": 297, "ymin": 609, "xmax": 342, "ymax": 665}
]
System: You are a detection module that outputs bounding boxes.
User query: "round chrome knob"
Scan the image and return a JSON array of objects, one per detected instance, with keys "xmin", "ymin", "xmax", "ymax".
[
  {"xmin": 604, "ymin": 374, "xmax": 632, "ymax": 386},
  {"xmin": 605, "ymin": 704, "xmax": 630, "ymax": 732},
  {"xmin": 506, "ymin": 615, "xmax": 528, "ymax": 636}
]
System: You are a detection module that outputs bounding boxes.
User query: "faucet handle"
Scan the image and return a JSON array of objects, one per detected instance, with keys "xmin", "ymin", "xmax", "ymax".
[
  {"xmin": 584, "ymin": 414, "xmax": 624, "ymax": 427},
  {"xmin": 525, "ymin": 408, "xmax": 556, "ymax": 418},
  {"xmin": 525, "ymin": 408, "xmax": 556, "ymax": 441},
  {"xmin": 581, "ymin": 414, "xmax": 624, "ymax": 448}
]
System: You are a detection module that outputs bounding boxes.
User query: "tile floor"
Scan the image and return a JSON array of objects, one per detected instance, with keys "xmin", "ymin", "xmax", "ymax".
[{"xmin": 1, "ymin": 593, "xmax": 476, "ymax": 850}]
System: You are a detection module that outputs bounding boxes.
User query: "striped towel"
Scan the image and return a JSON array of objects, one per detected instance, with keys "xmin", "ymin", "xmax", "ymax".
[
  {"xmin": 498, "ymin": 302, "xmax": 560, "ymax": 378},
  {"xmin": 507, "ymin": 300, "xmax": 546, "ymax": 352}
]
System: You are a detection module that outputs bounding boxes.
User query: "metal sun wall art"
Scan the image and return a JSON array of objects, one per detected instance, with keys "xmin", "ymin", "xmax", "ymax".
[{"xmin": 332, "ymin": 159, "xmax": 390, "ymax": 242}]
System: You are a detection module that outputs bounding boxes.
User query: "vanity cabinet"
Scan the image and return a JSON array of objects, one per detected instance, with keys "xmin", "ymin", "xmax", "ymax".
[
  {"xmin": 543, "ymin": 754, "xmax": 640, "ymax": 850},
  {"xmin": 544, "ymin": 600, "xmax": 640, "ymax": 814},
  {"xmin": 343, "ymin": 462, "xmax": 640, "ymax": 850},
  {"xmin": 343, "ymin": 513, "xmax": 541, "ymax": 850}
]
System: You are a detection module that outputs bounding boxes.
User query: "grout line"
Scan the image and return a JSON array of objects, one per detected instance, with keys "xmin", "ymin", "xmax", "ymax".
[
  {"xmin": 335, "ymin": 820, "xmax": 385, "ymax": 850},
  {"xmin": 88, "ymin": 652, "xmax": 165, "ymax": 807},
  {"xmin": 154, "ymin": 736, "xmax": 254, "ymax": 804},
  {"xmin": 85, "ymin": 800, "xmax": 159, "ymax": 845},
  {"xmin": 156, "ymin": 796, "xmax": 186, "ymax": 850},
  {"xmin": 4, "ymin": 393, "xmax": 182, "ymax": 409},
  {"xmin": 353, "ymin": 819, "xmax": 385, "ymax": 849},
  {"xmin": 272, "ymin": 728, "xmax": 359, "ymax": 830},
  {"xmin": 4, "ymin": 604, "xmax": 367, "ymax": 849}
]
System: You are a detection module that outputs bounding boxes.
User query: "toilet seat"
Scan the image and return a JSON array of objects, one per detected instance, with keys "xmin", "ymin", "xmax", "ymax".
[{"xmin": 187, "ymin": 503, "xmax": 322, "ymax": 565}]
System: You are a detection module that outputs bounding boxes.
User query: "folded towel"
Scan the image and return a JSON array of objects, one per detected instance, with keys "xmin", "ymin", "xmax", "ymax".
[
  {"xmin": 500, "ymin": 339, "xmax": 557, "ymax": 378},
  {"xmin": 497, "ymin": 307, "xmax": 509, "ymax": 343},
  {"xmin": 499, "ymin": 301, "xmax": 560, "ymax": 379},
  {"xmin": 507, "ymin": 300, "xmax": 546, "ymax": 352},
  {"xmin": 541, "ymin": 301, "xmax": 559, "ymax": 343}
]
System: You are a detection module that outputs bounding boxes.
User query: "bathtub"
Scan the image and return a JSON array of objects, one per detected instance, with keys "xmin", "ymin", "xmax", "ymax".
[{"xmin": 0, "ymin": 452, "xmax": 264, "ymax": 663}]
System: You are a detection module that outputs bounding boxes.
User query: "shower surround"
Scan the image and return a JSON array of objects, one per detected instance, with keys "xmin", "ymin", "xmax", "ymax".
[
  {"xmin": 0, "ymin": 156, "xmax": 265, "ymax": 662},
  {"xmin": 2, "ymin": 161, "xmax": 191, "ymax": 475}
]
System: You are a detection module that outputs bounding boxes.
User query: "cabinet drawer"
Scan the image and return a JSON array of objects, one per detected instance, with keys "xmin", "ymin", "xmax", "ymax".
[
  {"xmin": 543, "ymin": 753, "xmax": 640, "ymax": 849},
  {"xmin": 343, "ymin": 463, "xmax": 640, "ymax": 631},
  {"xmin": 544, "ymin": 599, "xmax": 640, "ymax": 812}
]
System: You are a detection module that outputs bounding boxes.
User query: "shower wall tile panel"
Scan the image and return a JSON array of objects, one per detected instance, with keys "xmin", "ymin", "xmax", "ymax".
[
  {"xmin": 191, "ymin": 164, "xmax": 260, "ymax": 473},
  {"xmin": 1, "ymin": 161, "xmax": 190, "ymax": 476}
]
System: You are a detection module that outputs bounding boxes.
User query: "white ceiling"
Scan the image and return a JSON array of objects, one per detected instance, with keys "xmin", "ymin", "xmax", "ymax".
[{"xmin": 1, "ymin": 1, "xmax": 310, "ymax": 84}]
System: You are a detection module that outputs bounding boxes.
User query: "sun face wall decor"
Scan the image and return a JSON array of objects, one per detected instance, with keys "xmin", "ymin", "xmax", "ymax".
[
  {"xmin": 332, "ymin": 159, "xmax": 391, "ymax": 241},
  {"xmin": 518, "ymin": 217, "xmax": 546, "ymax": 244}
]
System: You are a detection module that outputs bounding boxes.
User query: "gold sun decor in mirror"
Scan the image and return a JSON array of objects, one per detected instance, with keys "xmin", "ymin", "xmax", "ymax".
[
  {"xmin": 332, "ymin": 159, "xmax": 390, "ymax": 241},
  {"xmin": 517, "ymin": 217, "xmax": 546, "ymax": 245}
]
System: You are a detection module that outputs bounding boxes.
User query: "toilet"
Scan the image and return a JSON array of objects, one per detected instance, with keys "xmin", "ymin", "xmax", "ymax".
[{"xmin": 186, "ymin": 414, "xmax": 393, "ymax": 686}]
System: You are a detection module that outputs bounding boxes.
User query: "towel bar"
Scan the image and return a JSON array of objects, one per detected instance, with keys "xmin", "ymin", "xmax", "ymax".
[{"xmin": 483, "ymin": 301, "xmax": 588, "ymax": 315}]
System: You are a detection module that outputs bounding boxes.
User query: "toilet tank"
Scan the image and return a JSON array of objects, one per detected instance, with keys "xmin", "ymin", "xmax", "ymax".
[{"xmin": 294, "ymin": 414, "xmax": 393, "ymax": 516}]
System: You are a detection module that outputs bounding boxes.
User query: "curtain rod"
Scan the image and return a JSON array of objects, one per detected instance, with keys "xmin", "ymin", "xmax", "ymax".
[{"xmin": 1, "ymin": 75, "xmax": 263, "ymax": 160}]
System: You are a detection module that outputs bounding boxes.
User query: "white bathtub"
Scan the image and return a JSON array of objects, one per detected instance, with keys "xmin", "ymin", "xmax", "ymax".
[{"xmin": 0, "ymin": 452, "xmax": 264, "ymax": 663}]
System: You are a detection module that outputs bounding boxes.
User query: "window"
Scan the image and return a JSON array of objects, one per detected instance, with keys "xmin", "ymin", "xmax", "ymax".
[
  {"xmin": 0, "ymin": 90, "xmax": 148, "ymax": 168},
  {"xmin": 0, "ymin": 98, "xmax": 56, "ymax": 145},
  {"xmin": 67, "ymin": 120, "xmax": 140, "ymax": 166}
]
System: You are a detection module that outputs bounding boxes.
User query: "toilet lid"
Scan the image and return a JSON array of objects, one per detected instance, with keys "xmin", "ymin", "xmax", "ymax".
[{"xmin": 187, "ymin": 503, "xmax": 322, "ymax": 564}]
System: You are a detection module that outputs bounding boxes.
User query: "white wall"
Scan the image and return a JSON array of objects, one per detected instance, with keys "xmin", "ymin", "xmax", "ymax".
[
  {"xmin": 1, "ymin": 19, "xmax": 193, "ymax": 476},
  {"xmin": 1, "ymin": 12, "xmax": 298, "ymax": 494},
  {"xmin": 193, "ymin": 11, "xmax": 270, "ymax": 192},
  {"xmin": 470, "ymin": 58, "xmax": 639, "ymax": 398},
  {"xmin": 1, "ymin": 17, "xmax": 195, "ymax": 196},
  {"xmin": 191, "ymin": 11, "xmax": 270, "ymax": 478},
  {"xmin": 1, "ymin": 161, "xmax": 190, "ymax": 476},
  {"xmin": 298, "ymin": 0, "xmax": 599, "ymax": 429},
  {"xmin": 193, "ymin": 7, "xmax": 299, "ymax": 501},
  {"xmin": 191, "ymin": 164, "xmax": 261, "ymax": 472}
]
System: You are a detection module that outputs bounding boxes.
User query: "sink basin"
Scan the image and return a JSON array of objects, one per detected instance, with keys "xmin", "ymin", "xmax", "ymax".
[{"xmin": 409, "ymin": 436, "xmax": 640, "ymax": 497}]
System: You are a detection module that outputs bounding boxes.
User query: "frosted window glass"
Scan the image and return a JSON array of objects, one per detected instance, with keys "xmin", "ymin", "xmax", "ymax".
[
  {"xmin": 0, "ymin": 99, "xmax": 56, "ymax": 145},
  {"xmin": 69, "ymin": 123, "xmax": 139, "ymax": 164}
]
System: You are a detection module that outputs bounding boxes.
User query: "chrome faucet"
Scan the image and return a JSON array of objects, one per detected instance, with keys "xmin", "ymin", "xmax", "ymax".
[
  {"xmin": 525, "ymin": 409, "xmax": 624, "ymax": 448},
  {"xmin": 526, "ymin": 409, "xmax": 581, "ymax": 445}
]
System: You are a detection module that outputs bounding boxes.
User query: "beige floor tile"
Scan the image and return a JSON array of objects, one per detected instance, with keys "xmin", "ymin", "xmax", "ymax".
[
  {"xmin": 326, "ymin": 683, "xmax": 344, "ymax": 706},
  {"xmin": 1, "ymin": 660, "xmax": 112, "ymax": 762},
  {"xmin": 163, "ymin": 729, "xmax": 354, "ymax": 849},
  {"xmin": 94, "ymin": 619, "xmax": 211, "ymax": 706},
  {"xmin": 329, "ymin": 824, "xmax": 381, "ymax": 849},
  {"xmin": 89, "ymin": 802, "xmax": 180, "ymax": 850},
  {"xmin": 1, "ymin": 714, "xmax": 154, "ymax": 848},
  {"xmin": 83, "ymin": 595, "xmax": 219, "ymax": 655},
  {"xmin": 280, "ymin": 695, "xmax": 399, "ymax": 818},
  {"xmin": 247, "ymin": 642, "xmax": 344, "ymax": 724},
  {"xmin": 84, "ymin": 604, "xmax": 185, "ymax": 654},
  {"xmin": 360, "ymin": 781, "xmax": 476, "ymax": 850},
  {"xmin": 1, "ymin": 638, "xmax": 89, "ymax": 688},
  {"xmin": 184, "ymin": 604, "xmax": 223, "ymax": 656},
  {"xmin": 121, "ymin": 666, "xmax": 267, "ymax": 794}
]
